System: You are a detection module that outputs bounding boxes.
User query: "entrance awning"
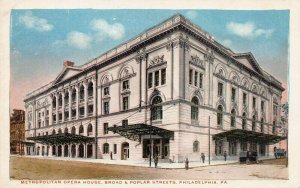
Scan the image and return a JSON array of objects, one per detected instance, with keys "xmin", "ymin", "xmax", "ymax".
[
  {"xmin": 27, "ymin": 133, "xmax": 95, "ymax": 145},
  {"xmin": 212, "ymin": 129, "xmax": 286, "ymax": 144},
  {"xmin": 108, "ymin": 123, "xmax": 174, "ymax": 142}
]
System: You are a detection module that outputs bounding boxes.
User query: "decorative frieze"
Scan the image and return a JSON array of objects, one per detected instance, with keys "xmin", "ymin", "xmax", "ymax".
[
  {"xmin": 189, "ymin": 55, "xmax": 205, "ymax": 70},
  {"xmin": 148, "ymin": 55, "xmax": 167, "ymax": 68}
]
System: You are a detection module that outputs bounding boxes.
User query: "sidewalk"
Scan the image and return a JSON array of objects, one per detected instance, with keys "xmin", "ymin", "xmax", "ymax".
[{"xmin": 12, "ymin": 155, "xmax": 243, "ymax": 169}]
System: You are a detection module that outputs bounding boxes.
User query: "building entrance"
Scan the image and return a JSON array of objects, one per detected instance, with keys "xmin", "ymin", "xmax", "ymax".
[
  {"xmin": 142, "ymin": 138, "xmax": 169, "ymax": 159},
  {"xmin": 121, "ymin": 142, "xmax": 129, "ymax": 160}
]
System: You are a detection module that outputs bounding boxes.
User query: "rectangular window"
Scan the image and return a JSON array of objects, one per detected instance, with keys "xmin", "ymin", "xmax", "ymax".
[
  {"xmin": 104, "ymin": 87, "xmax": 110, "ymax": 96},
  {"xmin": 194, "ymin": 71, "xmax": 198, "ymax": 86},
  {"xmin": 261, "ymin": 101, "xmax": 265, "ymax": 111},
  {"xmin": 114, "ymin": 144, "xmax": 117, "ymax": 154},
  {"xmin": 253, "ymin": 97, "xmax": 256, "ymax": 109},
  {"xmin": 104, "ymin": 123, "xmax": 108, "ymax": 134},
  {"xmin": 189, "ymin": 69, "xmax": 193, "ymax": 85},
  {"xmin": 46, "ymin": 110, "xmax": 49, "ymax": 116},
  {"xmin": 122, "ymin": 119, "xmax": 128, "ymax": 127},
  {"xmin": 155, "ymin": 71, "xmax": 159, "ymax": 86},
  {"xmin": 161, "ymin": 68, "xmax": 166, "ymax": 85},
  {"xmin": 64, "ymin": 111, "xmax": 69, "ymax": 120},
  {"xmin": 88, "ymin": 105, "xmax": 93, "ymax": 115},
  {"xmin": 199, "ymin": 73, "xmax": 203, "ymax": 88},
  {"xmin": 148, "ymin": 72, "xmax": 153, "ymax": 88},
  {"xmin": 59, "ymin": 113, "xmax": 62, "ymax": 121},
  {"xmin": 231, "ymin": 88, "xmax": 236, "ymax": 102},
  {"xmin": 243, "ymin": 93, "xmax": 247, "ymax": 105},
  {"xmin": 79, "ymin": 107, "xmax": 84, "ymax": 117},
  {"xmin": 104, "ymin": 101, "xmax": 109, "ymax": 114},
  {"xmin": 71, "ymin": 109, "xmax": 76, "ymax": 119},
  {"xmin": 123, "ymin": 96, "xmax": 129, "ymax": 110},
  {"xmin": 46, "ymin": 119, "xmax": 49, "ymax": 126},
  {"xmin": 218, "ymin": 82, "xmax": 223, "ymax": 97},
  {"xmin": 122, "ymin": 80, "xmax": 129, "ymax": 90}
]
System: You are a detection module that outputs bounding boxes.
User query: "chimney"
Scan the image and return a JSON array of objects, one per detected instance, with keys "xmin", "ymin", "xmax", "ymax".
[{"xmin": 64, "ymin": 60, "xmax": 74, "ymax": 67}]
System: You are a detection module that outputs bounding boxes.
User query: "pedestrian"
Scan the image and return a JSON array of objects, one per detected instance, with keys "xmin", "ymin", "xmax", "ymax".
[
  {"xmin": 154, "ymin": 155, "xmax": 158, "ymax": 168},
  {"xmin": 201, "ymin": 153, "xmax": 205, "ymax": 163},
  {"xmin": 110, "ymin": 151, "xmax": 113, "ymax": 160},
  {"xmin": 224, "ymin": 151, "xmax": 227, "ymax": 161},
  {"xmin": 185, "ymin": 158, "xmax": 189, "ymax": 170}
]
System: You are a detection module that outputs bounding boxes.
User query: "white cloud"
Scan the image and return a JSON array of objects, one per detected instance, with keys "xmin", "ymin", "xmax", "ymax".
[
  {"xmin": 186, "ymin": 11, "xmax": 198, "ymax": 19},
  {"xmin": 90, "ymin": 19, "xmax": 125, "ymax": 41},
  {"xmin": 18, "ymin": 11, "xmax": 53, "ymax": 32},
  {"xmin": 226, "ymin": 21, "xmax": 274, "ymax": 39},
  {"xmin": 221, "ymin": 39, "xmax": 232, "ymax": 47},
  {"xmin": 66, "ymin": 31, "xmax": 92, "ymax": 49}
]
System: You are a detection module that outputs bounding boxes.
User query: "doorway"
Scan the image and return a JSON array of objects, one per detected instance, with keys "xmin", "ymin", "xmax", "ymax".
[{"xmin": 121, "ymin": 142, "xmax": 129, "ymax": 160}]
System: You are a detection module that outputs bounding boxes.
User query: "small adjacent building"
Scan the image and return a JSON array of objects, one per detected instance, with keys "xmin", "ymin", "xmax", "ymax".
[
  {"xmin": 10, "ymin": 109, "xmax": 25, "ymax": 155},
  {"xmin": 24, "ymin": 14, "xmax": 286, "ymax": 162}
]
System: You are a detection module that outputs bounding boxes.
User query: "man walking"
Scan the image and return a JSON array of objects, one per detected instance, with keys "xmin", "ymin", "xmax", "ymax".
[
  {"xmin": 224, "ymin": 151, "xmax": 227, "ymax": 161},
  {"xmin": 201, "ymin": 153, "xmax": 205, "ymax": 163},
  {"xmin": 154, "ymin": 155, "xmax": 158, "ymax": 168},
  {"xmin": 185, "ymin": 158, "xmax": 189, "ymax": 170}
]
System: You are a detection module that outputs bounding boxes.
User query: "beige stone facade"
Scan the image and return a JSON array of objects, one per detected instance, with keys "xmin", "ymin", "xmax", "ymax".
[{"xmin": 24, "ymin": 14, "xmax": 285, "ymax": 162}]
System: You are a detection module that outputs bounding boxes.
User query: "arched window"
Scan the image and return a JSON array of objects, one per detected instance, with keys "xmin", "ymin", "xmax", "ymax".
[
  {"xmin": 260, "ymin": 118, "xmax": 264, "ymax": 133},
  {"xmin": 79, "ymin": 125, "xmax": 84, "ymax": 135},
  {"xmin": 64, "ymin": 92, "xmax": 69, "ymax": 105},
  {"xmin": 58, "ymin": 128, "xmax": 62, "ymax": 135},
  {"xmin": 191, "ymin": 97, "xmax": 199, "ymax": 120},
  {"xmin": 242, "ymin": 112, "xmax": 247, "ymax": 130},
  {"xmin": 87, "ymin": 124, "xmax": 93, "ymax": 136},
  {"xmin": 103, "ymin": 143, "xmax": 109, "ymax": 154},
  {"xmin": 72, "ymin": 89, "xmax": 76, "ymax": 103},
  {"xmin": 231, "ymin": 109, "xmax": 236, "ymax": 127},
  {"xmin": 64, "ymin": 127, "xmax": 68, "ymax": 134},
  {"xmin": 71, "ymin": 126, "xmax": 76, "ymax": 135},
  {"xmin": 151, "ymin": 96, "xmax": 163, "ymax": 120},
  {"xmin": 52, "ymin": 129, "xmax": 56, "ymax": 135},
  {"xmin": 88, "ymin": 82, "xmax": 93, "ymax": 98},
  {"xmin": 193, "ymin": 141, "xmax": 199, "ymax": 152},
  {"xmin": 252, "ymin": 115, "xmax": 256, "ymax": 131},
  {"xmin": 79, "ymin": 85, "xmax": 85, "ymax": 101},
  {"xmin": 52, "ymin": 96, "xmax": 56, "ymax": 109},
  {"xmin": 217, "ymin": 105, "xmax": 223, "ymax": 127},
  {"xmin": 58, "ymin": 94, "xmax": 62, "ymax": 107}
]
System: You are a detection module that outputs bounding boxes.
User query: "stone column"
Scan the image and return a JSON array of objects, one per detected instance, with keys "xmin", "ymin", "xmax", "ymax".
[
  {"xmin": 84, "ymin": 81, "xmax": 88, "ymax": 118},
  {"xmin": 76, "ymin": 85, "xmax": 79, "ymax": 120},
  {"xmin": 93, "ymin": 143, "xmax": 96, "ymax": 159},
  {"xmin": 62, "ymin": 144, "xmax": 65, "ymax": 157},
  {"xmin": 92, "ymin": 79, "xmax": 96, "ymax": 116},
  {"xmin": 49, "ymin": 95, "xmax": 53, "ymax": 125},
  {"xmin": 68, "ymin": 89, "xmax": 72, "ymax": 121},
  {"xmin": 76, "ymin": 144, "xmax": 79, "ymax": 157},
  {"xmin": 62, "ymin": 92, "xmax": 65, "ymax": 122},
  {"xmin": 55, "ymin": 93, "xmax": 59, "ymax": 124}
]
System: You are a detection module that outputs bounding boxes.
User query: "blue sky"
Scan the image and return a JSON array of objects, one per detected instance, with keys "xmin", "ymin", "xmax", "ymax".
[{"xmin": 10, "ymin": 9, "xmax": 289, "ymax": 109}]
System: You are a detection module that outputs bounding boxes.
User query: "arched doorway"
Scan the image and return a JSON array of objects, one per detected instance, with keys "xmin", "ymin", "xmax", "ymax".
[
  {"xmin": 52, "ymin": 145, "xmax": 56, "ymax": 156},
  {"xmin": 87, "ymin": 144, "xmax": 93, "ymax": 158},
  {"xmin": 121, "ymin": 142, "xmax": 129, "ymax": 160},
  {"xmin": 46, "ymin": 146, "xmax": 49, "ymax": 156},
  {"xmin": 71, "ymin": 145, "xmax": 76, "ymax": 158},
  {"xmin": 64, "ymin": 145, "xmax": 69, "ymax": 157},
  {"xmin": 42, "ymin": 146, "xmax": 45, "ymax": 156},
  {"xmin": 79, "ymin": 144, "xmax": 84, "ymax": 158},
  {"xmin": 57, "ymin": 145, "xmax": 62, "ymax": 157}
]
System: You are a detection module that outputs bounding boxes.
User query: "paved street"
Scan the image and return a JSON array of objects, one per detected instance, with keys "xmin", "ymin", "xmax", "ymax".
[{"xmin": 10, "ymin": 156, "xmax": 288, "ymax": 180}]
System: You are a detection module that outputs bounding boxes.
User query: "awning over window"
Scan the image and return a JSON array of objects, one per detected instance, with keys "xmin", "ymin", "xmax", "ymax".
[
  {"xmin": 212, "ymin": 129, "xmax": 286, "ymax": 144},
  {"xmin": 27, "ymin": 133, "xmax": 94, "ymax": 145},
  {"xmin": 108, "ymin": 123, "xmax": 174, "ymax": 142}
]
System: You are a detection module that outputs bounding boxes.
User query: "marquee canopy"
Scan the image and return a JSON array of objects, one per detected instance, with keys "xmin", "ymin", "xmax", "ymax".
[
  {"xmin": 27, "ymin": 133, "xmax": 94, "ymax": 145},
  {"xmin": 108, "ymin": 123, "xmax": 174, "ymax": 142},
  {"xmin": 212, "ymin": 129, "xmax": 286, "ymax": 145}
]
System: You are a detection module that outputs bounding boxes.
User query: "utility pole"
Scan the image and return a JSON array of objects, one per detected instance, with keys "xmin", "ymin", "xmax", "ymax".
[{"xmin": 209, "ymin": 116, "xmax": 211, "ymax": 165}]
